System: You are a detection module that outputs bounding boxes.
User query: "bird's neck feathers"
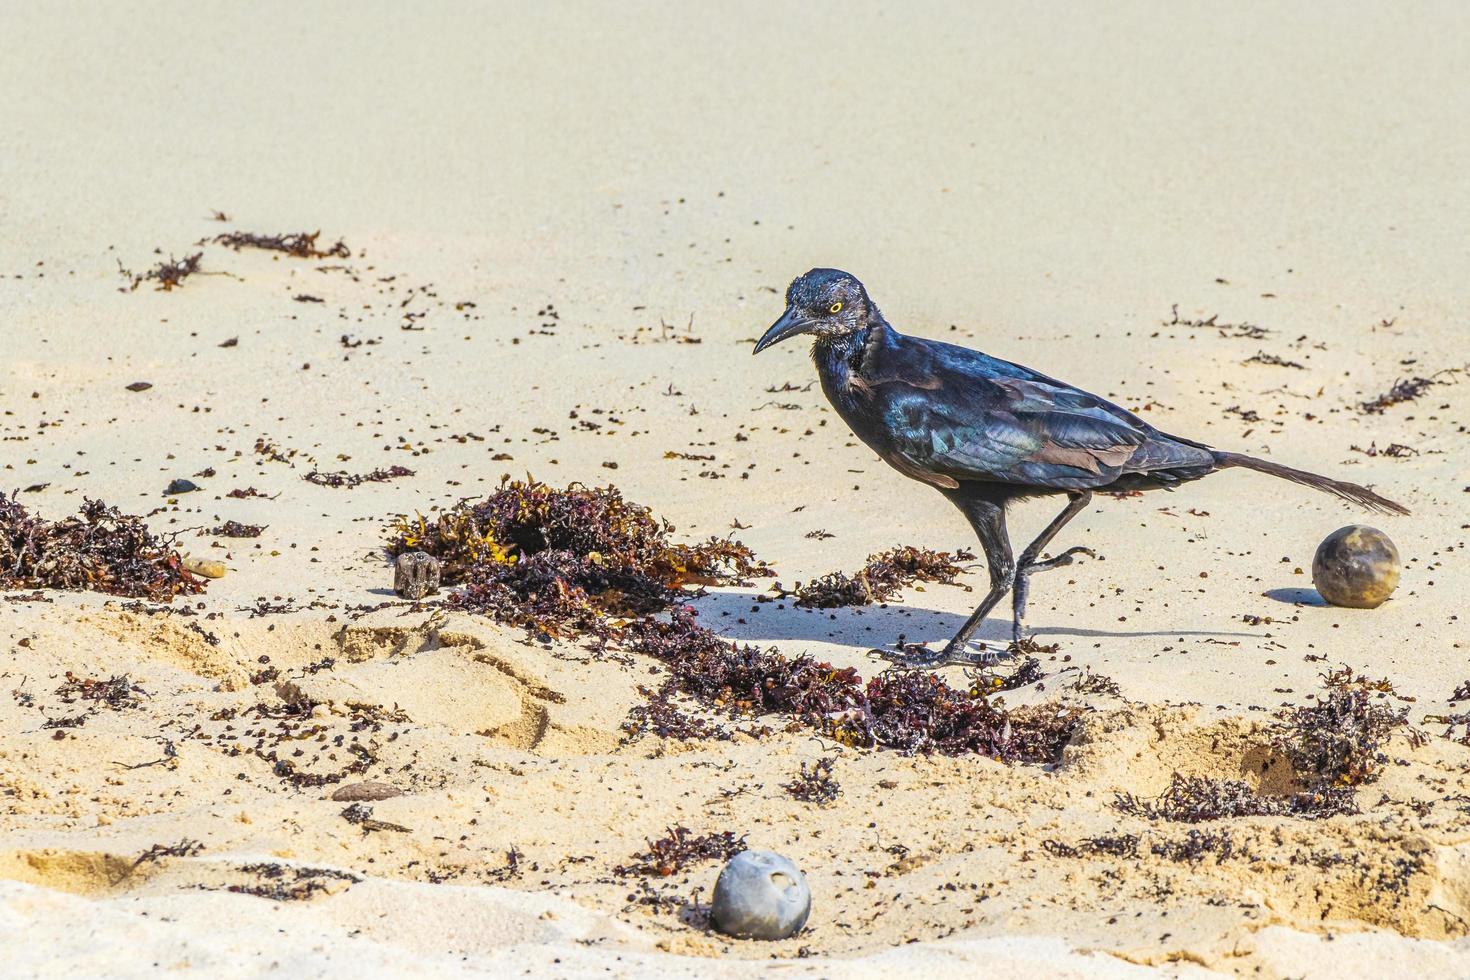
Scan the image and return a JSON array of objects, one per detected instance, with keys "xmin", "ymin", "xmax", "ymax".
[{"xmin": 811, "ymin": 315, "xmax": 894, "ymax": 388}]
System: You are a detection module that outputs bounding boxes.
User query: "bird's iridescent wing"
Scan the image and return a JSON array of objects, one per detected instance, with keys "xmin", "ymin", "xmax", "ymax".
[{"xmin": 861, "ymin": 338, "xmax": 1156, "ymax": 490}]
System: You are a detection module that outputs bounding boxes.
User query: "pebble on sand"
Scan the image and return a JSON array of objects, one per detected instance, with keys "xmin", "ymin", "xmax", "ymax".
[
  {"xmin": 182, "ymin": 555, "xmax": 228, "ymax": 579},
  {"xmin": 394, "ymin": 551, "xmax": 442, "ymax": 600},
  {"xmin": 710, "ymin": 850, "xmax": 811, "ymax": 941},
  {"xmin": 1312, "ymin": 525, "xmax": 1401, "ymax": 609},
  {"xmin": 330, "ymin": 781, "xmax": 405, "ymax": 802}
]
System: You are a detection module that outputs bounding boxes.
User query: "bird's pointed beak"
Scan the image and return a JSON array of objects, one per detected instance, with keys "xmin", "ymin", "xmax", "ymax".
[{"xmin": 753, "ymin": 306, "xmax": 815, "ymax": 354}]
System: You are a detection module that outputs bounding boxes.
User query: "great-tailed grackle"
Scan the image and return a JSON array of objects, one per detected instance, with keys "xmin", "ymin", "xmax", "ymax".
[{"xmin": 754, "ymin": 268, "xmax": 1409, "ymax": 668}]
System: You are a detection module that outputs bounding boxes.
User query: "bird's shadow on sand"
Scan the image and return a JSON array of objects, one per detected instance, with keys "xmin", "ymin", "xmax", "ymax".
[{"xmin": 688, "ymin": 587, "xmax": 1256, "ymax": 649}]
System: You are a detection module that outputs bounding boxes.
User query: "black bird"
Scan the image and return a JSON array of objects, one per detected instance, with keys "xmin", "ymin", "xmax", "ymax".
[{"xmin": 754, "ymin": 268, "xmax": 1409, "ymax": 668}]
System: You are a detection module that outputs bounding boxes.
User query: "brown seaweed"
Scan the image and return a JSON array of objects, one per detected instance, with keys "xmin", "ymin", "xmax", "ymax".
[
  {"xmin": 0, "ymin": 493, "xmax": 203, "ymax": 600},
  {"xmin": 791, "ymin": 545, "xmax": 975, "ymax": 608},
  {"xmin": 211, "ymin": 230, "xmax": 350, "ymax": 259}
]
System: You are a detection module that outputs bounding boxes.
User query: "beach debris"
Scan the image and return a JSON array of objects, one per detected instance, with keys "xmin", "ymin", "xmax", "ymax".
[
  {"xmin": 393, "ymin": 551, "xmax": 441, "ymax": 600},
  {"xmin": 305, "ymin": 465, "xmax": 414, "ymax": 489},
  {"xmin": 0, "ymin": 493, "xmax": 203, "ymax": 599},
  {"xmin": 164, "ymin": 478, "xmax": 200, "ymax": 496},
  {"xmin": 1150, "ymin": 830, "xmax": 1238, "ymax": 864},
  {"xmin": 710, "ymin": 850, "xmax": 811, "ymax": 940},
  {"xmin": 1312, "ymin": 525, "xmax": 1400, "ymax": 608},
  {"xmin": 125, "ymin": 381, "xmax": 153, "ymax": 392},
  {"xmin": 223, "ymin": 862, "xmax": 360, "ymax": 901},
  {"xmin": 211, "ymin": 520, "xmax": 264, "ymax": 538},
  {"xmin": 1163, "ymin": 305, "xmax": 1268, "ymax": 340},
  {"xmin": 340, "ymin": 803, "xmax": 410, "ymax": 834},
  {"xmin": 614, "ymin": 826, "xmax": 747, "ymax": 878},
  {"xmin": 1348, "ymin": 441, "xmax": 1419, "ymax": 459},
  {"xmin": 56, "ymin": 671, "xmax": 147, "ymax": 711},
  {"xmin": 132, "ymin": 839, "xmax": 204, "ymax": 868},
  {"xmin": 790, "ymin": 545, "xmax": 975, "ymax": 608},
  {"xmin": 782, "ymin": 758, "xmax": 840, "ymax": 805},
  {"xmin": 1042, "ymin": 834, "xmax": 1141, "ymax": 859},
  {"xmin": 1242, "ymin": 351, "xmax": 1304, "ymax": 369},
  {"xmin": 226, "ymin": 487, "xmax": 273, "ymax": 499},
  {"xmin": 386, "ymin": 478, "xmax": 770, "ymax": 637},
  {"xmin": 210, "ymin": 230, "xmax": 350, "ymax": 259},
  {"xmin": 1273, "ymin": 666, "xmax": 1411, "ymax": 788},
  {"xmin": 119, "ymin": 252, "xmax": 203, "ymax": 292},
  {"xmin": 330, "ymin": 781, "xmax": 403, "ymax": 803},
  {"xmin": 1067, "ymin": 670, "xmax": 1123, "ymax": 698},
  {"xmin": 621, "ymin": 680, "xmax": 731, "ymax": 742},
  {"xmin": 182, "ymin": 555, "xmax": 228, "ymax": 579},
  {"xmin": 623, "ymin": 606, "xmax": 1081, "ymax": 762},
  {"xmin": 1357, "ymin": 375, "xmax": 1443, "ymax": 414},
  {"xmin": 1114, "ymin": 773, "xmax": 1357, "ymax": 822}
]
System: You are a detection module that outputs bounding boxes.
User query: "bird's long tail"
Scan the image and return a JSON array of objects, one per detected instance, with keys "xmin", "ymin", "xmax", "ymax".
[{"xmin": 1212, "ymin": 451, "xmax": 1410, "ymax": 516}]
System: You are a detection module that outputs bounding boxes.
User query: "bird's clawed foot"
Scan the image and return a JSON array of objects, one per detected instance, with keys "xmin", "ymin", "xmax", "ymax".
[
  {"xmin": 870, "ymin": 640, "xmax": 1014, "ymax": 671},
  {"xmin": 1022, "ymin": 545, "xmax": 1097, "ymax": 575}
]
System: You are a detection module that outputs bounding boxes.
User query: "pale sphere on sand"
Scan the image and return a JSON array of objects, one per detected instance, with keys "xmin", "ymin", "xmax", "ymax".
[
  {"xmin": 1312, "ymin": 525, "xmax": 1400, "ymax": 609},
  {"xmin": 710, "ymin": 850, "xmax": 811, "ymax": 940}
]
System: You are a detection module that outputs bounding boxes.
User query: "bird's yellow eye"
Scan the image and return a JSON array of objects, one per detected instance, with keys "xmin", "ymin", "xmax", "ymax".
[{"xmin": 829, "ymin": 302, "xmax": 843, "ymax": 314}]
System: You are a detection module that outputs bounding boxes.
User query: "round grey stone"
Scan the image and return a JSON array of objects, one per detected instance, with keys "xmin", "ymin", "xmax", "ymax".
[
  {"xmin": 1312, "ymin": 525, "xmax": 1401, "ymax": 609},
  {"xmin": 710, "ymin": 850, "xmax": 811, "ymax": 940}
]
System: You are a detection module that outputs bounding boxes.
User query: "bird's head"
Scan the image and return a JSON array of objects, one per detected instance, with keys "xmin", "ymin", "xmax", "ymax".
[{"xmin": 753, "ymin": 268, "xmax": 871, "ymax": 354}]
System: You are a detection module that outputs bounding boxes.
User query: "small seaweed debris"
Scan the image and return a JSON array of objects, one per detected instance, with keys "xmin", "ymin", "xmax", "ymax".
[
  {"xmin": 482, "ymin": 847, "xmax": 525, "ymax": 883},
  {"xmin": 1243, "ymin": 351, "xmax": 1305, "ymax": 369},
  {"xmin": 305, "ymin": 466, "xmax": 414, "ymax": 489},
  {"xmin": 1272, "ymin": 666, "xmax": 1411, "ymax": 788},
  {"xmin": 119, "ymin": 252, "xmax": 203, "ymax": 292},
  {"xmin": 55, "ymin": 672, "xmax": 146, "ymax": 711},
  {"xmin": 386, "ymin": 479, "xmax": 771, "ymax": 637},
  {"xmin": 224, "ymin": 862, "xmax": 361, "ymax": 901},
  {"xmin": 1357, "ymin": 376, "xmax": 1441, "ymax": 414},
  {"xmin": 792, "ymin": 545, "xmax": 976, "ymax": 608},
  {"xmin": 613, "ymin": 825, "xmax": 747, "ymax": 878},
  {"xmin": 132, "ymin": 839, "xmax": 203, "ymax": 868},
  {"xmin": 972, "ymin": 655, "xmax": 1045, "ymax": 693},
  {"xmin": 1349, "ymin": 442, "xmax": 1420, "ymax": 459},
  {"xmin": 1041, "ymin": 834, "xmax": 1140, "ymax": 859},
  {"xmin": 211, "ymin": 230, "xmax": 350, "ymax": 259},
  {"xmin": 0, "ymin": 493, "xmax": 203, "ymax": 600},
  {"xmin": 1451, "ymin": 681, "xmax": 1470, "ymax": 704},
  {"xmin": 1067, "ymin": 670, "xmax": 1123, "ymax": 698},
  {"xmin": 212, "ymin": 520, "xmax": 264, "ymax": 538},
  {"xmin": 340, "ymin": 803, "xmax": 411, "ymax": 834},
  {"xmin": 1150, "ymin": 829, "xmax": 1237, "ymax": 864},
  {"xmin": 1163, "ymin": 305, "xmax": 1269, "ymax": 340},
  {"xmin": 622, "ymin": 679, "xmax": 731, "ymax": 742},
  {"xmin": 783, "ymin": 758, "xmax": 841, "ymax": 805},
  {"xmin": 1114, "ymin": 773, "xmax": 1357, "ymax": 822}
]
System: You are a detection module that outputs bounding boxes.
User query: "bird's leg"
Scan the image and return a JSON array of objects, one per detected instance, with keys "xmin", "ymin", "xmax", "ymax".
[
  {"xmin": 1011, "ymin": 491, "xmax": 1094, "ymax": 645},
  {"xmin": 878, "ymin": 495, "xmax": 1014, "ymax": 669}
]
